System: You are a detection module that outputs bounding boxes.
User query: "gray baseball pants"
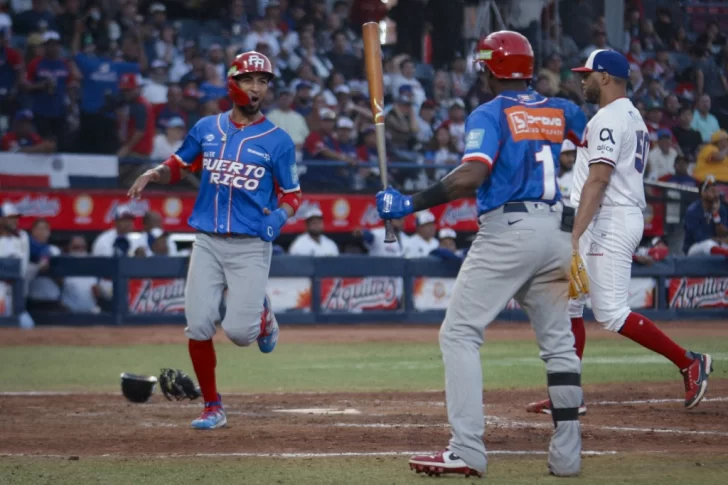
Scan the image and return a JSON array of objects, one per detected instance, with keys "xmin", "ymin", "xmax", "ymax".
[
  {"xmin": 184, "ymin": 233, "xmax": 272, "ymax": 346},
  {"xmin": 440, "ymin": 201, "xmax": 583, "ymax": 475}
]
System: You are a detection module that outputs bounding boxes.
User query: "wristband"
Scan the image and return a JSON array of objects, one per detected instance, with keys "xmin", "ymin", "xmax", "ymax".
[
  {"xmin": 279, "ymin": 191, "xmax": 302, "ymax": 214},
  {"xmin": 162, "ymin": 157, "xmax": 181, "ymax": 184}
]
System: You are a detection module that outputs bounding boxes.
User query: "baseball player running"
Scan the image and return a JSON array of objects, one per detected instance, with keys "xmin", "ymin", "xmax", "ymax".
[
  {"xmin": 526, "ymin": 50, "xmax": 712, "ymax": 416},
  {"xmin": 128, "ymin": 51, "xmax": 302, "ymax": 429},
  {"xmin": 377, "ymin": 32, "xmax": 587, "ymax": 478}
]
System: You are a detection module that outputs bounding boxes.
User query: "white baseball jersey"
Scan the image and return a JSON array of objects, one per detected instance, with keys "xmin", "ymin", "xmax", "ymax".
[
  {"xmin": 570, "ymin": 98, "xmax": 647, "ymax": 210},
  {"xmin": 558, "ymin": 170, "xmax": 574, "ymax": 208},
  {"xmin": 364, "ymin": 227, "xmax": 409, "ymax": 257},
  {"xmin": 404, "ymin": 234, "xmax": 439, "ymax": 258},
  {"xmin": 288, "ymin": 233, "xmax": 340, "ymax": 256}
]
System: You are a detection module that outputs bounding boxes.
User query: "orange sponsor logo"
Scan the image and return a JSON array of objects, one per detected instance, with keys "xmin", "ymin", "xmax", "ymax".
[{"xmin": 505, "ymin": 107, "xmax": 565, "ymax": 143}]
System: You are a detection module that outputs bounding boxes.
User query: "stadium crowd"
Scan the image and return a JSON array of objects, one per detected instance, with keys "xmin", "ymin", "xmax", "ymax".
[{"xmin": 2, "ymin": 1, "xmax": 728, "ymax": 318}]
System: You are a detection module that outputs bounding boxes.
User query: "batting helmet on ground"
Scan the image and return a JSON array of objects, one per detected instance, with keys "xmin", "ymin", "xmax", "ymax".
[
  {"xmin": 474, "ymin": 31, "xmax": 534, "ymax": 79},
  {"xmin": 227, "ymin": 51, "xmax": 275, "ymax": 106},
  {"xmin": 120, "ymin": 373, "xmax": 157, "ymax": 403}
]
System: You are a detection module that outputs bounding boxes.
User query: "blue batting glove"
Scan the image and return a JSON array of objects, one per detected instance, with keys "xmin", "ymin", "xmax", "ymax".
[
  {"xmin": 259, "ymin": 208, "xmax": 288, "ymax": 242},
  {"xmin": 376, "ymin": 187, "xmax": 413, "ymax": 220}
]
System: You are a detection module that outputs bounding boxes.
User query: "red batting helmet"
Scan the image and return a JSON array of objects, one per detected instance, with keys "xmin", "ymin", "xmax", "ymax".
[
  {"xmin": 227, "ymin": 51, "xmax": 275, "ymax": 106},
  {"xmin": 474, "ymin": 31, "xmax": 534, "ymax": 79}
]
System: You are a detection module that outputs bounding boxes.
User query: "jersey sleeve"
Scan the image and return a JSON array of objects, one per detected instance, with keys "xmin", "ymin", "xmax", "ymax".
[
  {"xmin": 585, "ymin": 116, "xmax": 622, "ymax": 168},
  {"xmin": 272, "ymin": 136, "xmax": 301, "ymax": 193},
  {"xmin": 461, "ymin": 109, "xmax": 500, "ymax": 168},
  {"xmin": 564, "ymin": 101, "xmax": 587, "ymax": 145},
  {"xmin": 74, "ymin": 53, "xmax": 92, "ymax": 76},
  {"xmin": 173, "ymin": 120, "xmax": 203, "ymax": 166}
]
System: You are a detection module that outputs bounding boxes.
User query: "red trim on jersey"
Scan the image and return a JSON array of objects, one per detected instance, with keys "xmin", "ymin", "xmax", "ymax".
[{"xmin": 462, "ymin": 153, "xmax": 494, "ymax": 168}]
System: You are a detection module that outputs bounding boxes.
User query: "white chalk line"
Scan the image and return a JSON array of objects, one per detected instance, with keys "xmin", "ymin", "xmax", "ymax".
[
  {"xmin": 592, "ymin": 396, "xmax": 728, "ymax": 406},
  {"xmin": 0, "ymin": 450, "xmax": 619, "ymax": 459}
]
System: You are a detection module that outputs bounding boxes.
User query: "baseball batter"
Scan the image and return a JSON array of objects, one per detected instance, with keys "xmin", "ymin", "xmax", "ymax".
[
  {"xmin": 128, "ymin": 52, "xmax": 301, "ymax": 430},
  {"xmin": 377, "ymin": 32, "xmax": 587, "ymax": 478},
  {"xmin": 527, "ymin": 50, "xmax": 712, "ymax": 416}
]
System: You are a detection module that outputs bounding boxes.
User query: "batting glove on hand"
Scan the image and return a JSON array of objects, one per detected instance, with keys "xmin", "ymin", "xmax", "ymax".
[
  {"xmin": 568, "ymin": 250, "xmax": 590, "ymax": 299},
  {"xmin": 376, "ymin": 187, "xmax": 413, "ymax": 220},
  {"xmin": 259, "ymin": 207, "xmax": 288, "ymax": 242}
]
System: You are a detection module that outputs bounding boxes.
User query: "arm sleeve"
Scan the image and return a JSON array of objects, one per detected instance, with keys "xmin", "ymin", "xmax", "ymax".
[
  {"xmin": 129, "ymin": 104, "xmax": 148, "ymax": 132},
  {"xmin": 74, "ymin": 53, "xmax": 92, "ymax": 75},
  {"xmin": 272, "ymin": 137, "xmax": 301, "ymax": 193},
  {"xmin": 564, "ymin": 101, "xmax": 587, "ymax": 144},
  {"xmin": 461, "ymin": 109, "xmax": 500, "ymax": 168},
  {"xmin": 173, "ymin": 121, "xmax": 203, "ymax": 166},
  {"xmin": 585, "ymin": 118, "xmax": 622, "ymax": 167},
  {"xmin": 303, "ymin": 133, "xmax": 324, "ymax": 157}
]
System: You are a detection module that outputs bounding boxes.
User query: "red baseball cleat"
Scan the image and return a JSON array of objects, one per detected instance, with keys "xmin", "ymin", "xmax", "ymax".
[
  {"xmin": 408, "ymin": 449, "xmax": 482, "ymax": 478},
  {"xmin": 525, "ymin": 399, "xmax": 587, "ymax": 416},
  {"xmin": 682, "ymin": 352, "xmax": 712, "ymax": 409}
]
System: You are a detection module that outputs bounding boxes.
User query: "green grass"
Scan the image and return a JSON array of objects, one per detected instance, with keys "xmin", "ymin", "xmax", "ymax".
[
  {"xmin": 1, "ymin": 455, "xmax": 727, "ymax": 485},
  {"xmin": 1, "ymin": 336, "xmax": 727, "ymax": 392}
]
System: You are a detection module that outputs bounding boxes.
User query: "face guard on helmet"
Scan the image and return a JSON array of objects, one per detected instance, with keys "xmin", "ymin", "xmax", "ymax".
[
  {"xmin": 227, "ymin": 51, "xmax": 275, "ymax": 106},
  {"xmin": 474, "ymin": 31, "xmax": 534, "ymax": 80}
]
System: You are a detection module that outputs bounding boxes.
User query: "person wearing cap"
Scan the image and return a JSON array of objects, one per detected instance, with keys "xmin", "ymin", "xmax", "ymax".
[
  {"xmin": 151, "ymin": 116, "xmax": 186, "ymax": 160},
  {"xmin": 288, "ymin": 207, "xmax": 339, "ymax": 256},
  {"xmin": 148, "ymin": 2, "xmax": 167, "ymax": 32},
  {"xmin": 116, "ymin": 73, "xmax": 154, "ymax": 160},
  {"xmin": 1, "ymin": 109, "xmax": 42, "ymax": 152},
  {"xmin": 683, "ymin": 175, "xmax": 728, "ymax": 258},
  {"xmin": 429, "ymin": 227, "xmax": 467, "ymax": 261},
  {"xmin": 91, "ymin": 205, "xmax": 148, "ymax": 259},
  {"xmin": 643, "ymin": 101, "xmax": 665, "ymax": 140},
  {"xmin": 566, "ymin": 48, "xmax": 713, "ymax": 411},
  {"xmin": 385, "ymin": 87, "xmax": 419, "ymax": 152},
  {"xmin": 659, "ymin": 155, "xmax": 697, "ymax": 187},
  {"xmin": 302, "ymin": 107, "xmax": 358, "ymax": 188},
  {"xmin": 694, "ymin": 129, "xmax": 728, "ymax": 183},
  {"xmin": 26, "ymin": 218, "xmax": 64, "ymax": 310},
  {"xmin": 646, "ymin": 128, "xmax": 678, "ymax": 181},
  {"xmin": 243, "ymin": 15, "xmax": 281, "ymax": 57},
  {"xmin": 335, "ymin": 115, "xmax": 357, "ymax": 154},
  {"xmin": 691, "ymin": 94, "xmax": 720, "ymax": 143},
  {"xmin": 360, "ymin": 217, "xmax": 410, "ymax": 257},
  {"xmin": 0, "ymin": 201, "xmax": 33, "ymax": 324},
  {"xmin": 267, "ymin": 87, "xmax": 310, "ymax": 152},
  {"xmin": 142, "ymin": 59, "xmax": 169, "ymax": 104},
  {"xmin": 23, "ymin": 30, "xmax": 74, "ymax": 146},
  {"xmin": 557, "ymin": 139, "xmax": 577, "ymax": 207},
  {"xmin": 404, "ymin": 210, "xmax": 440, "ymax": 258},
  {"xmin": 439, "ymin": 98, "xmax": 467, "ymax": 153}
]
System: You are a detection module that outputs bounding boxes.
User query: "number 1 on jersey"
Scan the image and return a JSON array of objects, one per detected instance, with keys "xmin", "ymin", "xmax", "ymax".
[{"xmin": 535, "ymin": 145, "xmax": 557, "ymax": 200}]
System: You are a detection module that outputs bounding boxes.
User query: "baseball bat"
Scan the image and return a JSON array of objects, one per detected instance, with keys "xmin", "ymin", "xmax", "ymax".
[{"xmin": 362, "ymin": 22, "xmax": 396, "ymax": 243}]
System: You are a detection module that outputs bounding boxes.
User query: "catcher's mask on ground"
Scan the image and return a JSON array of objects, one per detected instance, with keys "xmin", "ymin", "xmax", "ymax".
[{"xmin": 120, "ymin": 373, "xmax": 158, "ymax": 403}]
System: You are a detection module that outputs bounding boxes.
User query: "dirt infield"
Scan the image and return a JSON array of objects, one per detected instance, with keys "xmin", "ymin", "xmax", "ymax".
[{"xmin": 2, "ymin": 322, "xmax": 728, "ymax": 459}]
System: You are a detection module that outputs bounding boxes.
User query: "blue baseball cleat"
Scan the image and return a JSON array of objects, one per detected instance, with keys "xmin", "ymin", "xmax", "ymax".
[
  {"xmin": 191, "ymin": 394, "xmax": 227, "ymax": 430},
  {"xmin": 257, "ymin": 294, "xmax": 279, "ymax": 354}
]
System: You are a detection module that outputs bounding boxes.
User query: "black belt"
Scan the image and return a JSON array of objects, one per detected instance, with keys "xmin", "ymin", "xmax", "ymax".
[
  {"xmin": 201, "ymin": 231, "xmax": 256, "ymax": 240},
  {"xmin": 503, "ymin": 202, "xmax": 530, "ymax": 213}
]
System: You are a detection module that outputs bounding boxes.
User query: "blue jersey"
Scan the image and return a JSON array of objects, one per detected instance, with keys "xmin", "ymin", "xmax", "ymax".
[
  {"xmin": 174, "ymin": 112, "xmax": 300, "ymax": 236},
  {"xmin": 462, "ymin": 90, "xmax": 586, "ymax": 214},
  {"xmin": 74, "ymin": 54, "xmax": 139, "ymax": 114}
]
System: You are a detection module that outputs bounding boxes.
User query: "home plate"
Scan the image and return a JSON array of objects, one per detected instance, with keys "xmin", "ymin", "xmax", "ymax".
[{"xmin": 273, "ymin": 408, "xmax": 361, "ymax": 415}]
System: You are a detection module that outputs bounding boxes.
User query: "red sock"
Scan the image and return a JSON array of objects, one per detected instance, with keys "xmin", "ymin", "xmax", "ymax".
[
  {"xmin": 188, "ymin": 339, "xmax": 218, "ymax": 403},
  {"xmin": 618, "ymin": 312, "xmax": 693, "ymax": 369},
  {"xmin": 710, "ymin": 246, "xmax": 728, "ymax": 257},
  {"xmin": 571, "ymin": 317, "xmax": 586, "ymax": 360}
]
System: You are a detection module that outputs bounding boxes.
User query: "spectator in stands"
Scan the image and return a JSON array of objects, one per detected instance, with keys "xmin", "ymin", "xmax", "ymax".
[
  {"xmin": 385, "ymin": 88, "xmax": 418, "ymax": 153},
  {"xmin": 243, "ymin": 15, "xmax": 281, "ymax": 57},
  {"xmin": 430, "ymin": 228, "xmax": 466, "ymax": 261},
  {"xmin": 423, "ymin": 125, "xmax": 459, "ymax": 182},
  {"xmin": 673, "ymin": 106, "xmax": 703, "ymax": 160},
  {"xmin": 0, "ymin": 27, "xmax": 24, "ymax": 121},
  {"xmin": 1, "ymin": 109, "xmax": 55, "ymax": 153},
  {"xmin": 654, "ymin": 8, "xmax": 676, "ymax": 49},
  {"xmin": 659, "ymin": 155, "xmax": 697, "ymax": 187},
  {"xmin": 302, "ymin": 107, "xmax": 357, "ymax": 188},
  {"xmin": 328, "ymin": 29, "xmax": 360, "ymax": 80},
  {"xmin": 693, "ymin": 44, "xmax": 728, "ymax": 101},
  {"xmin": 92, "ymin": 205, "xmax": 147, "ymax": 259},
  {"xmin": 156, "ymin": 84, "xmax": 185, "ymax": 129},
  {"xmin": 199, "ymin": 63, "xmax": 228, "ymax": 103},
  {"xmin": 180, "ymin": 54, "xmax": 207, "ymax": 86},
  {"xmin": 288, "ymin": 207, "xmax": 339, "ymax": 256},
  {"xmin": 155, "ymin": 24, "xmax": 180, "ymax": 68},
  {"xmin": 335, "ymin": 115, "xmax": 357, "ymax": 160},
  {"xmin": 431, "ymin": 70, "xmax": 453, "ymax": 107},
  {"xmin": 683, "ymin": 176, "xmax": 728, "ymax": 258},
  {"xmin": 440, "ymin": 98, "xmax": 467, "ymax": 153},
  {"xmin": 694, "ymin": 130, "xmax": 728, "ymax": 183},
  {"xmin": 142, "ymin": 210, "xmax": 177, "ymax": 256},
  {"xmin": 697, "ymin": 21, "xmax": 726, "ymax": 57},
  {"xmin": 580, "ymin": 29, "xmax": 611, "ymax": 59},
  {"xmin": 181, "ymin": 87, "xmax": 203, "ymax": 128},
  {"xmin": 538, "ymin": 53, "xmax": 562, "ymax": 96},
  {"xmin": 14, "ymin": 0, "xmax": 57, "ymax": 35},
  {"xmin": 389, "ymin": 55, "xmax": 426, "ymax": 108},
  {"xmin": 207, "ymin": 44, "xmax": 227, "ymax": 81},
  {"xmin": 416, "ymin": 99, "xmax": 437, "ymax": 145},
  {"xmin": 142, "ymin": 60, "xmax": 169, "ymax": 105},
  {"xmin": 27, "ymin": 218, "xmax": 62, "ymax": 311},
  {"xmin": 292, "ymin": 81, "xmax": 314, "ymax": 116},
  {"xmin": 148, "ymin": 3, "xmax": 168, "ymax": 38},
  {"xmin": 691, "ymin": 94, "xmax": 721, "ymax": 143},
  {"xmin": 0, "ymin": 202, "xmax": 33, "ymax": 326},
  {"xmin": 151, "ymin": 116, "xmax": 185, "ymax": 160},
  {"xmin": 116, "ymin": 73, "xmax": 154, "ymax": 160},
  {"xmin": 661, "ymin": 94, "xmax": 681, "ymax": 130},
  {"xmin": 61, "ymin": 235, "xmax": 102, "ymax": 313},
  {"xmin": 56, "ymin": 0, "xmax": 82, "ymax": 46},
  {"xmin": 23, "ymin": 31, "xmax": 74, "ymax": 148},
  {"xmin": 450, "ymin": 53, "xmax": 474, "ymax": 99},
  {"xmin": 404, "ymin": 210, "xmax": 439, "ymax": 258},
  {"xmin": 267, "ymin": 87, "xmax": 309, "ymax": 154},
  {"xmin": 291, "ymin": 27, "xmax": 332, "ymax": 80},
  {"xmin": 360, "ymin": 217, "xmax": 409, "ymax": 257},
  {"xmin": 542, "ymin": 22, "xmax": 578, "ymax": 64},
  {"xmin": 169, "ymin": 40, "xmax": 197, "ymax": 83},
  {"xmin": 466, "ymin": 71, "xmax": 495, "ymax": 111},
  {"xmin": 558, "ymin": 139, "xmax": 577, "ymax": 205},
  {"xmin": 644, "ymin": 101, "xmax": 664, "ymax": 140},
  {"xmin": 647, "ymin": 129, "xmax": 678, "ymax": 181}
]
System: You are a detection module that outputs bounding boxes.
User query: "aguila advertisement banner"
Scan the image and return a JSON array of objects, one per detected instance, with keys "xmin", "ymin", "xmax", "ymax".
[
  {"xmin": 667, "ymin": 278, "xmax": 728, "ymax": 308},
  {"xmin": 1, "ymin": 190, "xmax": 665, "ymax": 237}
]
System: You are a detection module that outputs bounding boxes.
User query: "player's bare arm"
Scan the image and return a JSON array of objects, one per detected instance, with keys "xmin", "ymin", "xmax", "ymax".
[
  {"xmin": 411, "ymin": 162, "xmax": 491, "ymax": 212},
  {"xmin": 571, "ymin": 162, "xmax": 613, "ymax": 250},
  {"xmin": 128, "ymin": 157, "xmax": 192, "ymax": 198}
]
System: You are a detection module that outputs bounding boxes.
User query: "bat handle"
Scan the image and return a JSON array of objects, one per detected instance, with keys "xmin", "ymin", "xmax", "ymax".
[{"xmin": 383, "ymin": 220, "xmax": 396, "ymax": 243}]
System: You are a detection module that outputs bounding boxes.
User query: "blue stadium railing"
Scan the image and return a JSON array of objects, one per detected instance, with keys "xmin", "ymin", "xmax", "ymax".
[{"xmin": 1, "ymin": 256, "xmax": 727, "ymax": 326}]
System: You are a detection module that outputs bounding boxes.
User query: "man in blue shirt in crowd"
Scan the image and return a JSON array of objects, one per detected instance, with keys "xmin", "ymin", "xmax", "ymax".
[
  {"xmin": 13, "ymin": 0, "xmax": 58, "ymax": 35},
  {"xmin": 683, "ymin": 175, "xmax": 728, "ymax": 257},
  {"xmin": 73, "ymin": 36, "xmax": 139, "ymax": 154}
]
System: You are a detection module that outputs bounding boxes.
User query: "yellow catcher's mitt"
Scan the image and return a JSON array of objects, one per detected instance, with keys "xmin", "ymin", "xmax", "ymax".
[{"xmin": 569, "ymin": 250, "xmax": 590, "ymax": 299}]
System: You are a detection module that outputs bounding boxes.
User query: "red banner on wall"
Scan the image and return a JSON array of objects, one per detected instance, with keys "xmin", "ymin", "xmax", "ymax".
[
  {"xmin": 1, "ymin": 189, "xmax": 665, "ymax": 236},
  {"xmin": 667, "ymin": 277, "xmax": 728, "ymax": 308}
]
